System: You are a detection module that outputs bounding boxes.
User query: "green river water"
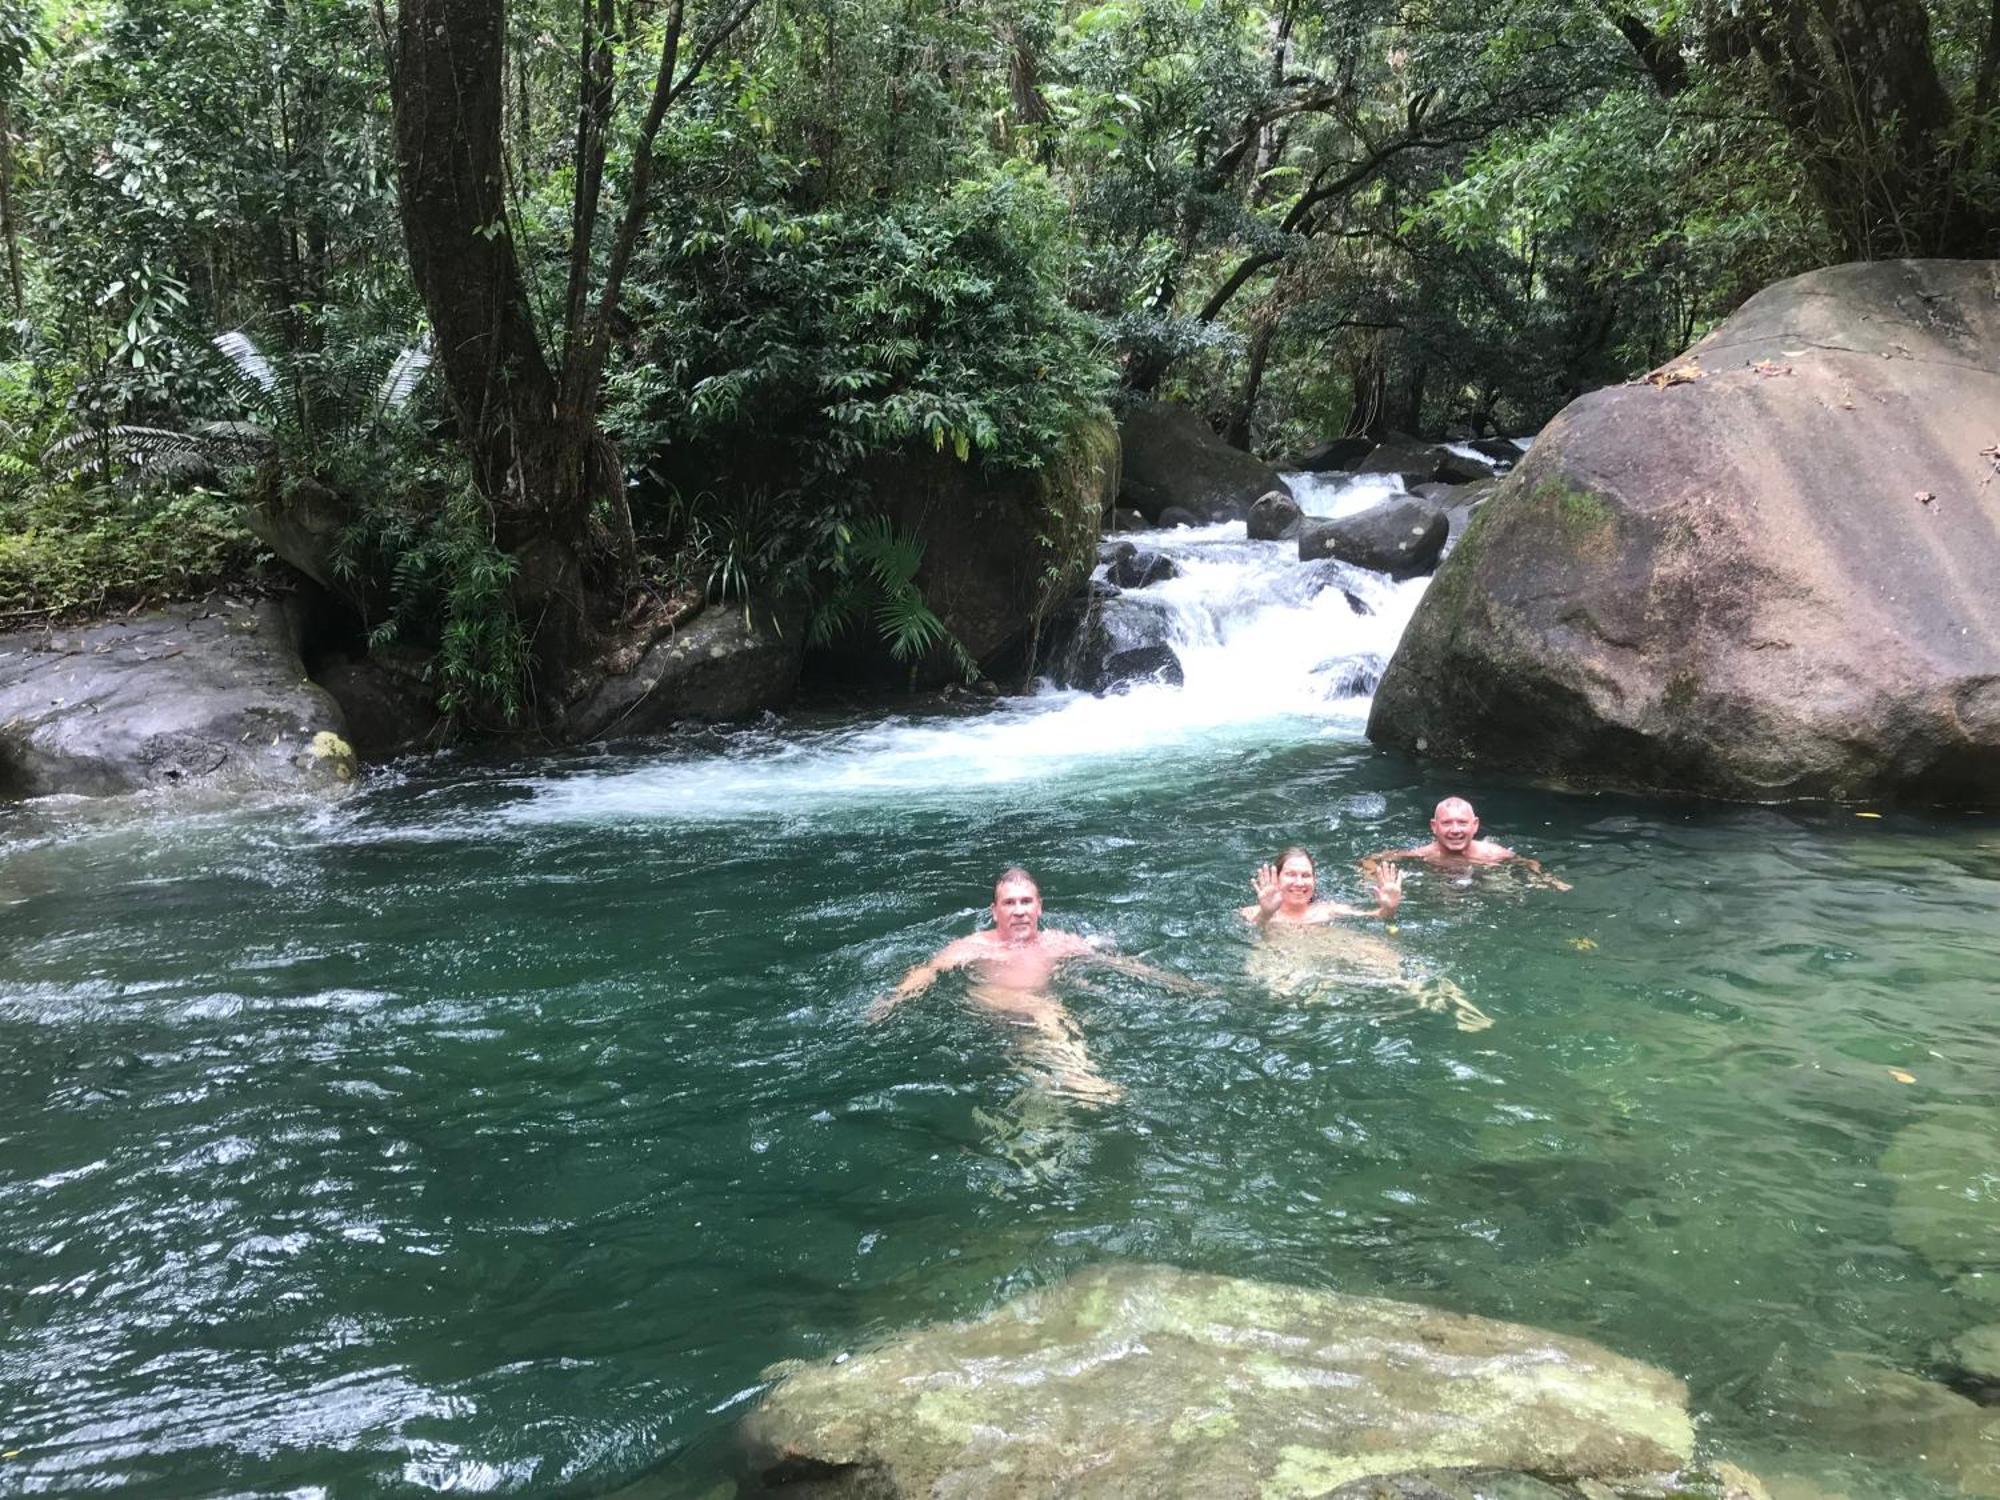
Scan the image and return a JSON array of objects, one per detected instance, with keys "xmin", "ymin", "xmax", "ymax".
[
  {"xmin": 5, "ymin": 497, "xmax": 2000, "ymax": 1498},
  {"xmin": 4, "ymin": 728, "xmax": 2000, "ymax": 1497}
]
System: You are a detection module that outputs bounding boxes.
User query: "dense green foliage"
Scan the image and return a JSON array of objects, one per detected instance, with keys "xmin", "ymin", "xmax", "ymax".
[{"xmin": 0, "ymin": 0, "xmax": 1992, "ymax": 714}]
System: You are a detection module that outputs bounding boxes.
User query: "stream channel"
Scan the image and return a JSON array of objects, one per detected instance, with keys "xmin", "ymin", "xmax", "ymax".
[{"xmin": 4, "ymin": 473, "xmax": 2000, "ymax": 1497}]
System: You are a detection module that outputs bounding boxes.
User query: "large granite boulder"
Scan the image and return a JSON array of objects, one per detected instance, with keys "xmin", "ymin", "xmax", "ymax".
[
  {"xmin": 554, "ymin": 596, "xmax": 805, "ymax": 741},
  {"xmin": 1119, "ymin": 401, "xmax": 1290, "ymax": 523},
  {"xmin": 1369, "ymin": 259, "xmax": 2000, "ymax": 804},
  {"xmin": 1300, "ymin": 496, "xmax": 1450, "ymax": 576},
  {"xmin": 741, "ymin": 1262, "xmax": 1695, "ymax": 1498},
  {"xmin": 0, "ymin": 601, "xmax": 356, "ymax": 799}
]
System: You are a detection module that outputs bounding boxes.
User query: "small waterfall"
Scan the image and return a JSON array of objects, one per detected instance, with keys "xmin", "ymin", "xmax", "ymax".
[{"xmin": 504, "ymin": 472, "xmax": 1438, "ymax": 823}]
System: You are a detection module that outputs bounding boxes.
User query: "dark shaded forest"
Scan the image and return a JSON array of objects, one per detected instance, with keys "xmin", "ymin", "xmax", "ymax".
[{"xmin": 0, "ymin": 0, "xmax": 1993, "ymax": 721}]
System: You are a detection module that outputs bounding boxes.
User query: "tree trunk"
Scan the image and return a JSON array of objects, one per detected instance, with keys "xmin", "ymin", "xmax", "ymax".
[
  {"xmin": 391, "ymin": 0, "xmax": 611, "ymax": 678},
  {"xmin": 1740, "ymin": 0, "xmax": 1991, "ymax": 256}
]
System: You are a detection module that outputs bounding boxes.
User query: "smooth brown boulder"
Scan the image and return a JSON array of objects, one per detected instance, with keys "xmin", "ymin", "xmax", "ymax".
[
  {"xmin": 1119, "ymin": 400, "xmax": 1290, "ymax": 522},
  {"xmin": 1369, "ymin": 259, "xmax": 2000, "ymax": 803}
]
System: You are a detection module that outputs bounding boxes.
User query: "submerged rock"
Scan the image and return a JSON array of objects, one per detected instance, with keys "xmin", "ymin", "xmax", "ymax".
[
  {"xmin": 1370, "ymin": 259, "xmax": 2000, "ymax": 804},
  {"xmin": 0, "ymin": 601, "xmax": 355, "ymax": 800},
  {"xmin": 1881, "ymin": 1108, "xmax": 2000, "ymax": 1279},
  {"xmin": 1119, "ymin": 400, "xmax": 1291, "ymax": 523},
  {"xmin": 1299, "ymin": 497, "xmax": 1450, "ymax": 577},
  {"xmin": 1758, "ymin": 1347, "xmax": 2000, "ymax": 1497},
  {"xmin": 741, "ymin": 1262, "xmax": 1694, "ymax": 1498}
]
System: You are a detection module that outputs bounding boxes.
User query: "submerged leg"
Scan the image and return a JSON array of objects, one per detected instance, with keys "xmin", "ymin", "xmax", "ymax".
[
  {"xmin": 1015, "ymin": 1006, "xmax": 1125, "ymax": 1106},
  {"xmin": 1412, "ymin": 974, "xmax": 1493, "ymax": 1032}
]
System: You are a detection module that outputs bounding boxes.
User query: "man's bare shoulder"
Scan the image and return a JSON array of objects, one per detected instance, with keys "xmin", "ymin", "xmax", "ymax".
[
  {"xmin": 1040, "ymin": 929, "xmax": 1100, "ymax": 959},
  {"xmin": 1469, "ymin": 839, "xmax": 1516, "ymax": 864},
  {"xmin": 938, "ymin": 932, "xmax": 999, "ymax": 963}
]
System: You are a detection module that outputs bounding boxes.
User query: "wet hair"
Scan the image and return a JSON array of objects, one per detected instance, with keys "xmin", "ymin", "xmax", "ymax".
[
  {"xmin": 994, "ymin": 865, "xmax": 1038, "ymax": 895},
  {"xmin": 1274, "ymin": 846, "xmax": 1315, "ymax": 873}
]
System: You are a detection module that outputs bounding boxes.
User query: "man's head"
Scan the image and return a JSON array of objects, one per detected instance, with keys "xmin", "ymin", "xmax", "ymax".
[
  {"xmin": 1429, "ymin": 797, "xmax": 1480, "ymax": 853},
  {"xmin": 992, "ymin": 867, "xmax": 1043, "ymax": 944}
]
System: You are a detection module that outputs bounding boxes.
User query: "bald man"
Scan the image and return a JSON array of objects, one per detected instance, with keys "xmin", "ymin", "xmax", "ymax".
[{"xmin": 1359, "ymin": 797, "xmax": 1571, "ymax": 891}]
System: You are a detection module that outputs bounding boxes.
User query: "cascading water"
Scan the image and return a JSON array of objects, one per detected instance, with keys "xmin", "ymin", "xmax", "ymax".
[{"xmin": 505, "ymin": 471, "xmax": 1437, "ymax": 825}]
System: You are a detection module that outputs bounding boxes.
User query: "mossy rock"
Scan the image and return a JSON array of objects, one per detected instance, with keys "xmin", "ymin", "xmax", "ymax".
[{"xmin": 742, "ymin": 1262, "xmax": 1693, "ymax": 1498}]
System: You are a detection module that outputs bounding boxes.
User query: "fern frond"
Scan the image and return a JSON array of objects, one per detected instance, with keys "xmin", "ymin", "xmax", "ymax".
[
  {"xmin": 213, "ymin": 330, "xmax": 277, "ymax": 395},
  {"xmin": 375, "ymin": 334, "xmax": 433, "ymax": 416}
]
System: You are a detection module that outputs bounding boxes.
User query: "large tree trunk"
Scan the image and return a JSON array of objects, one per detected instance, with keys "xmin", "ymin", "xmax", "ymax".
[
  {"xmin": 391, "ymin": 0, "xmax": 616, "ymax": 680},
  {"xmin": 1739, "ymin": 0, "xmax": 1992, "ymax": 257}
]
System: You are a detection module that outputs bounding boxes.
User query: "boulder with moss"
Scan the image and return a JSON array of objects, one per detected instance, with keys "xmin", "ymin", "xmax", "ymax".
[
  {"xmin": 810, "ymin": 413, "xmax": 1119, "ymax": 690},
  {"xmin": 741, "ymin": 1261, "xmax": 1695, "ymax": 1498},
  {"xmin": 1369, "ymin": 259, "xmax": 2000, "ymax": 803},
  {"xmin": 0, "ymin": 600, "xmax": 356, "ymax": 799}
]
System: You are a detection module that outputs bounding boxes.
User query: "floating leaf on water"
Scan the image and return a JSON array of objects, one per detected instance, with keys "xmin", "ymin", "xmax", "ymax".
[
  {"xmin": 1889, "ymin": 1068, "xmax": 1916, "ymax": 1084},
  {"xmin": 1568, "ymin": 936, "xmax": 1598, "ymax": 951},
  {"xmin": 1856, "ymin": 811, "xmax": 1883, "ymax": 819}
]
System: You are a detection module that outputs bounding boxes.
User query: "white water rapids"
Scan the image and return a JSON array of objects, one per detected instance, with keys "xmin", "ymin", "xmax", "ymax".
[{"xmin": 506, "ymin": 471, "xmax": 1451, "ymax": 824}]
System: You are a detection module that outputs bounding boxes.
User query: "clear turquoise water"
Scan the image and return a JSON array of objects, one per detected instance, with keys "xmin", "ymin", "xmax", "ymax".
[{"xmin": 3, "ymin": 723, "xmax": 1999, "ymax": 1497}]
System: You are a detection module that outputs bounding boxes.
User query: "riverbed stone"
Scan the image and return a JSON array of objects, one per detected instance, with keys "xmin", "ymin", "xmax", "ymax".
[
  {"xmin": 1368, "ymin": 259, "xmax": 2000, "ymax": 804},
  {"xmin": 0, "ymin": 600, "xmax": 356, "ymax": 800},
  {"xmin": 1119, "ymin": 400, "xmax": 1291, "ymax": 522},
  {"xmin": 1097, "ymin": 643, "xmax": 1184, "ymax": 693},
  {"xmin": 741, "ymin": 1261, "xmax": 1695, "ymax": 1498},
  {"xmin": 1759, "ymin": 1348, "xmax": 2000, "ymax": 1497},
  {"xmin": 1299, "ymin": 497, "xmax": 1450, "ymax": 576},
  {"xmin": 1950, "ymin": 1325, "xmax": 2000, "ymax": 1384},
  {"xmin": 1880, "ymin": 1108, "xmax": 2000, "ymax": 1279}
]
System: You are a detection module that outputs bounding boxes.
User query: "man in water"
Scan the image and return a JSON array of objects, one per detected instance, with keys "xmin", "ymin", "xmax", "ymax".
[
  {"xmin": 1360, "ymin": 797, "xmax": 1571, "ymax": 891},
  {"xmin": 868, "ymin": 867, "xmax": 1193, "ymax": 1104}
]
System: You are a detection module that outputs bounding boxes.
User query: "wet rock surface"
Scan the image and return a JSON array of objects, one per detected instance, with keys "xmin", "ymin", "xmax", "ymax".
[
  {"xmin": 742, "ymin": 1262, "xmax": 1695, "ymax": 1499},
  {"xmin": 1248, "ymin": 490, "xmax": 1305, "ymax": 541},
  {"xmin": 0, "ymin": 600, "xmax": 356, "ymax": 800},
  {"xmin": 1369, "ymin": 259, "xmax": 2000, "ymax": 803},
  {"xmin": 1105, "ymin": 542, "xmax": 1180, "ymax": 589},
  {"xmin": 1299, "ymin": 496, "xmax": 1450, "ymax": 577}
]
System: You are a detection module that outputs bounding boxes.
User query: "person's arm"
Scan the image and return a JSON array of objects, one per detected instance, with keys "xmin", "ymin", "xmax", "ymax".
[
  {"xmin": 868, "ymin": 938, "xmax": 976, "ymax": 1022},
  {"xmin": 1243, "ymin": 862, "xmax": 1283, "ymax": 927},
  {"xmin": 1325, "ymin": 861, "xmax": 1403, "ymax": 920},
  {"xmin": 1358, "ymin": 846, "xmax": 1424, "ymax": 882},
  {"xmin": 1067, "ymin": 934, "xmax": 1214, "ymax": 996},
  {"xmin": 1508, "ymin": 854, "xmax": 1572, "ymax": 893}
]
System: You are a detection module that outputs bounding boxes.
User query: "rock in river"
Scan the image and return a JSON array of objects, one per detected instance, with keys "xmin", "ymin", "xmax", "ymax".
[
  {"xmin": 1298, "ymin": 496, "xmax": 1450, "ymax": 577},
  {"xmin": 0, "ymin": 601, "xmax": 355, "ymax": 799},
  {"xmin": 1369, "ymin": 259, "xmax": 2000, "ymax": 804},
  {"xmin": 1119, "ymin": 400, "xmax": 1291, "ymax": 523},
  {"xmin": 741, "ymin": 1261, "xmax": 1694, "ymax": 1498}
]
